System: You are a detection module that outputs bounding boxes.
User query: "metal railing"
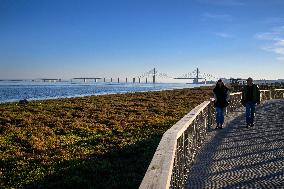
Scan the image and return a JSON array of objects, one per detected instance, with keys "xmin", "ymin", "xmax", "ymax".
[
  {"xmin": 272, "ymin": 89, "xmax": 284, "ymax": 99},
  {"xmin": 260, "ymin": 90, "xmax": 271, "ymax": 101},
  {"xmin": 139, "ymin": 90, "xmax": 283, "ymax": 189}
]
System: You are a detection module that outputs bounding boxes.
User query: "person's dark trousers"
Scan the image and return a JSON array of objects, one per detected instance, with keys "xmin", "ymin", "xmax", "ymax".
[
  {"xmin": 245, "ymin": 101, "xmax": 256, "ymax": 125},
  {"xmin": 216, "ymin": 107, "xmax": 224, "ymax": 126}
]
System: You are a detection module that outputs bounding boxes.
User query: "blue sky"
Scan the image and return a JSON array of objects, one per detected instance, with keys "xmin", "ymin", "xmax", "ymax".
[{"xmin": 1, "ymin": 0, "xmax": 284, "ymax": 81}]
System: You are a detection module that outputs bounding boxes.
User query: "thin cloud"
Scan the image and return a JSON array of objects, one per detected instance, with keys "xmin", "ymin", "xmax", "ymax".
[
  {"xmin": 272, "ymin": 26, "xmax": 284, "ymax": 32},
  {"xmin": 275, "ymin": 40, "xmax": 284, "ymax": 46},
  {"xmin": 263, "ymin": 17, "xmax": 284, "ymax": 24},
  {"xmin": 214, "ymin": 32, "xmax": 233, "ymax": 38},
  {"xmin": 256, "ymin": 26, "xmax": 284, "ymax": 61},
  {"xmin": 274, "ymin": 48, "xmax": 284, "ymax": 55},
  {"xmin": 196, "ymin": 0, "xmax": 245, "ymax": 6},
  {"xmin": 276, "ymin": 57, "xmax": 284, "ymax": 61},
  {"xmin": 255, "ymin": 32, "xmax": 281, "ymax": 41},
  {"xmin": 262, "ymin": 46, "xmax": 284, "ymax": 55},
  {"xmin": 202, "ymin": 13, "xmax": 233, "ymax": 22}
]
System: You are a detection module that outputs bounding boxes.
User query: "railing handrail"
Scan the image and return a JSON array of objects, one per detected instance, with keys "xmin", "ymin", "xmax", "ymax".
[
  {"xmin": 140, "ymin": 89, "xmax": 284, "ymax": 189},
  {"xmin": 139, "ymin": 101, "xmax": 210, "ymax": 189},
  {"xmin": 140, "ymin": 92, "xmax": 243, "ymax": 189},
  {"xmin": 167, "ymin": 101, "xmax": 211, "ymax": 138}
]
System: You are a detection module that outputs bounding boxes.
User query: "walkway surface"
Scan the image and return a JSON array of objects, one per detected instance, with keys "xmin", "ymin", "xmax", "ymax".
[{"xmin": 187, "ymin": 99, "xmax": 284, "ymax": 188}]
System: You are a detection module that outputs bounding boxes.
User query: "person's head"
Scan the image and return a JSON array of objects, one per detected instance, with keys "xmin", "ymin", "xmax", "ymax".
[
  {"xmin": 216, "ymin": 79, "xmax": 224, "ymax": 87},
  {"xmin": 247, "ymin": 77, "xmax": 253, "ymax": 86}
]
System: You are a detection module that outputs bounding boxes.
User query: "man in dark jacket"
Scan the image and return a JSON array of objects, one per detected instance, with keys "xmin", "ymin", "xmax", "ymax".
[{"xmin": 241, "ymin": 77, "xmax": 260, "ymax": 128}]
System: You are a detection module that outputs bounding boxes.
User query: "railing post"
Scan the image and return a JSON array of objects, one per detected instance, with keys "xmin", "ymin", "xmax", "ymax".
[{"xmin": 207, "ymin": 102, "xmax": 212, "ymax": 130}]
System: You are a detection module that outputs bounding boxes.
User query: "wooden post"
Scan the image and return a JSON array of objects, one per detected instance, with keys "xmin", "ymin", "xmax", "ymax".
[
  {"xmin": 118, "ymin": 78, "xmax": 120, "ymax": 83},
  {"xmin": 146, "ymin": 78, "xmax": 147, "ymax": 83},
  {"xmin": 126, "ymin": 78, "xmax": 128, "ymax": 83},
  {"xmin": 111, "ymin": 78, "xmax": 112, "ymax": 82},
  {"xmin": 133, "ymin": 78, "xmax": 135, "ymax": 83}
]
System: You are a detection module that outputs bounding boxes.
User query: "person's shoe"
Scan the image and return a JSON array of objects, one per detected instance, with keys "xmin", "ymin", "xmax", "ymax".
[
  {"xmin": 246, "ymin": 123, "xmax": 250, "ymax": 128},
  {"xmin": 220, "ymin": 124, "xmax": 223, "ymax": 129},
  {"xmin": 251, "ymin": 123, "xmax": 254, "ymax": 127}
]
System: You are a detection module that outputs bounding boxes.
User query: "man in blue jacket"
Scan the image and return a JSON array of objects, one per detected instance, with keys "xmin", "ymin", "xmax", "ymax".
[{"xmin": 241, "ymin": 77, "xmax": 260, "ymax": 128}]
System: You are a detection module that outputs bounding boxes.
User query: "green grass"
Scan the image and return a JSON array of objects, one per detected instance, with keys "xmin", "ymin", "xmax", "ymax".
[{"xmin": 0, "ymin": 87, "xmax": 213, "ymax": 189}]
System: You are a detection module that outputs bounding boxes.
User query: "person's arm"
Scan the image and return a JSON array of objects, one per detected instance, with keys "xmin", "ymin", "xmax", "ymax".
[
  {"xmin": 241, "ymin": 86, "xmax": 246, "ymax": 106},
  {"xmin": 226, "ymin": 91, "xmax": 230, "ymax": 102},
  {"xmin": 256, "ymin": 85, "xmax": 260, "ymax": 104}
]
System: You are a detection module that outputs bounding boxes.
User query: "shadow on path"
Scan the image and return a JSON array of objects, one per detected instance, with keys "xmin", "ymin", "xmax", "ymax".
[{"xmin": 187, "ymin": 100, "xmax": 284, "ymax": 188}]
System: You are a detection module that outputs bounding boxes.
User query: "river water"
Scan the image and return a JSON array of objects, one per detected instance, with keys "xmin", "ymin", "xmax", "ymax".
[{"xmin": 0, "ymin": 81, "xmax": 212, "ymax": 103}]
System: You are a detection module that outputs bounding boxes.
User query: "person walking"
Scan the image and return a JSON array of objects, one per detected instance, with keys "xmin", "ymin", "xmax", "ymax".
[
  {"xmin": 241, "ymin": 77, "xmax": 260, "ymax": 128},
  {"xmin": 213, "ymin": 79, "xmax": 230, "ymax": 129}
]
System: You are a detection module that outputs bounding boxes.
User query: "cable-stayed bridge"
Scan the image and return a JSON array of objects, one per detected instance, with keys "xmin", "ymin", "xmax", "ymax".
[
  {"xmin": 137, "ymin": 67, "xmax": 218, "ymax": 84},
  {"xmin": 32, "ymin": 68, "xmax": 218, "ymax": 84}
]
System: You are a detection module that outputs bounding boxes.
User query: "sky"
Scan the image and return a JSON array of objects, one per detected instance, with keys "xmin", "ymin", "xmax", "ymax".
[{"xmin": 1, "ymin": 0, "xmax": 284, "ymax": 81}]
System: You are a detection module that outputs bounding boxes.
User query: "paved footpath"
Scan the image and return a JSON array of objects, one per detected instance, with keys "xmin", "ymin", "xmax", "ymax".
[{"xmin": 187, "ymin": 99, "xmax": 284, "ymax": 189}]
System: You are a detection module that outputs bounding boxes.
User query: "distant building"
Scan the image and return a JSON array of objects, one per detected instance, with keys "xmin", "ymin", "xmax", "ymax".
[
  {"xmin": 229, "ymin": 78, "xmax": 246, "ymax": 85},
  {"xmin": 254, "ymin": 79, "xmax": 284, "ymax": 85}
]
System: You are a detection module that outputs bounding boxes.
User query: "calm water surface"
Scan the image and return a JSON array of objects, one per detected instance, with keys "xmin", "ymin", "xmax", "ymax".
[{"xmin": 0, "ymin": 81, "xmax": 212, "ymax": 103}]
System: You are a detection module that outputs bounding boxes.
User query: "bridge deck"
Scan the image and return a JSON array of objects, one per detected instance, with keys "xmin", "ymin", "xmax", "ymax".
[{"xmin": 187, "ymin": 99, "xmax": 284, "ymax": 188}]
